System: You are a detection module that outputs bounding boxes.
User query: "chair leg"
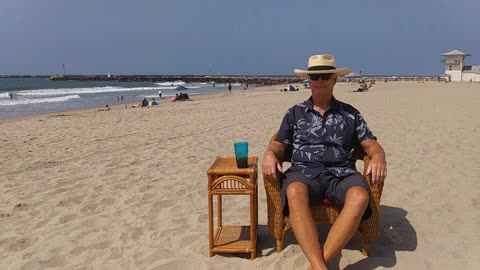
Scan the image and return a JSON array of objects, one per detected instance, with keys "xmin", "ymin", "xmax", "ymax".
[
  {"xmin": 361, "ymin": 235, "xmax": 370, "ymax": 256},
  {"xmin": 276, "ymin": 239, "xmax": 284, "ymax": 252}
]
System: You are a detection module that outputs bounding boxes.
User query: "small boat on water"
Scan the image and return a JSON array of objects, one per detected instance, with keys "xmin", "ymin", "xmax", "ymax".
[{"xmin": 175, "ymin": 85, "xmax": 188, "ymax": 91}]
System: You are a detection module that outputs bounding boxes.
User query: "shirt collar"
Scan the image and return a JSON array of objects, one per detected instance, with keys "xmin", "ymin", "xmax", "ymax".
[{"xmin": 305, "ymin": 96, "xmax": 342, "ymax": 113}]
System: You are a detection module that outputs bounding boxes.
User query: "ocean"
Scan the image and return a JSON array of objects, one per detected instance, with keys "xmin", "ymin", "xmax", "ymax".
[{"xmin": 0, "ymin": 78, "xmax": 243, "ymax": 119}]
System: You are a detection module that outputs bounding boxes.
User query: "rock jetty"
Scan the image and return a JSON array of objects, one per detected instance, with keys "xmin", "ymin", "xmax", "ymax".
[{"xmin": 48, "ymin": 75, "xmax": 302, "ymax": 85}]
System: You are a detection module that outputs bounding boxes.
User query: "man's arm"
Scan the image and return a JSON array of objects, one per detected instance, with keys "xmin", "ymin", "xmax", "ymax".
[
  {"xmin": 360, "ymin": 139, "xmax": 387, "ymax": 183},
  {"xmin": 262, "ymin": 140, "xmax": 288, "ymax": 181}
]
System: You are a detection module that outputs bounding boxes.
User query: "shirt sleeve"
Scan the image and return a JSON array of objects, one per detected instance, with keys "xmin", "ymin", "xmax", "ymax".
[
  {"xmin": 275, "ymin": 108, "xmax": 294, "ymax": 145},
  {"xmin": 355, "ymin": 112, "xmax": 377, "ymax": 142}
]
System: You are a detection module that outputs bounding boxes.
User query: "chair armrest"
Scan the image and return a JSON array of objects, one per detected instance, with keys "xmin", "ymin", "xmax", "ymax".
[
  {"xmin": 263, "ymin": 169, "xmax": 285, "ymax": 239},
  {"xmin": 361, "ymin": 155, "xmax": 385, "ymax": 206},
  {"xmin": 359, "ymin": 155, "xmax": 385, "ymax": 240}
]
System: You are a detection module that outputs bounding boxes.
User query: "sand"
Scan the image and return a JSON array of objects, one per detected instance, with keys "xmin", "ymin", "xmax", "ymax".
[{"xmin": 1, "ymin": 81, "xmax": 480, "ymax": 270}]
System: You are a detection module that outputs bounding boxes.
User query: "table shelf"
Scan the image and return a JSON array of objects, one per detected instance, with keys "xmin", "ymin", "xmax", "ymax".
[{"xmin": 213, "ymin": 225, "xmax": 256, "ymax": 253}]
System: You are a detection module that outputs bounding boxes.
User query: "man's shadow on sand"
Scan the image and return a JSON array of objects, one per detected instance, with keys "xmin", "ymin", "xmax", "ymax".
[{"xmin": 257, "ymin": 205, "xmax": 417, "ymax": 270}]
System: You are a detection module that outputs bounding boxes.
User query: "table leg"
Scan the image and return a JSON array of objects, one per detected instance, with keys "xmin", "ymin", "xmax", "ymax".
[
  {"xmin": 250, "ymin": 192, "xmax": 256, "ymax": 259},
  {"xmin": 217, "ymin": 194, "xmax": 222, "ymax": 227},
  {"xmin": 208, "ymin": 193, "xmax": 214, "ymax": 257}
]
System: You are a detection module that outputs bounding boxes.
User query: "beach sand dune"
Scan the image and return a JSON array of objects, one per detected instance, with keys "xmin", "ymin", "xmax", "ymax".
[{"xmin": 1, "ymin": 82, "xmax": 479, "ymax": 269}]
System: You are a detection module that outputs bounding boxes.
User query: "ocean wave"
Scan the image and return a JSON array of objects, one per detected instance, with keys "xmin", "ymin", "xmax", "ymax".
[
  {"xmin": 0, "ymin": 95, "xmax": 80, "ymax": 106},
  {"xmin": 14, "ymin": 86, "xmax": 178, "ymax": 96},
  {"xmin": 155, "ymin": 80, "xmax": 186, "ymax": 86},
  {"xmin": 0, "ymin": 92, "xmax": 11, "ymax": 99}
]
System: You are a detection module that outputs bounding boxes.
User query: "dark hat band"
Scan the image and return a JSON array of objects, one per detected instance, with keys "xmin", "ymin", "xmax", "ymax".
[{"xmin": 308, "ymin": 65, "xmax": 335, "ymax": 71}]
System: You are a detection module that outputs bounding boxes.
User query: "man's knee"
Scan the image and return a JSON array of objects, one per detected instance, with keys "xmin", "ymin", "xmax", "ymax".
[
  {"xmin": 344, "ymin": 187, "xmax": 369, "ymax": 214},
  {"xmin": 286, "ymin": 182, "xmax": 309, "ymax": 202}
]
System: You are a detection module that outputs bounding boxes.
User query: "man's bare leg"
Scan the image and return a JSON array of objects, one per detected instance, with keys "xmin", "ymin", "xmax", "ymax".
[
  {"xmin": 287, "ymin": 182, "xmax": 328, "ymax": 270},
  {"xmin": 323, "ymin": 187, "xmax": 369, "ymax": 263}
]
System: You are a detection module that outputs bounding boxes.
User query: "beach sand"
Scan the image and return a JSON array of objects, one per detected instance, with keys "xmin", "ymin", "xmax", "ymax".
[{"xmin": 1, "ymin": 81, "xmax": 480, "ymax": 269}]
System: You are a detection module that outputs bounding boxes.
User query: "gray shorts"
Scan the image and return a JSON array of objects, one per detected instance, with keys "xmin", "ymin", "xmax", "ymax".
[{"xmin": 280, "ymin": 171, "xmax": 372, "ymax": 220}]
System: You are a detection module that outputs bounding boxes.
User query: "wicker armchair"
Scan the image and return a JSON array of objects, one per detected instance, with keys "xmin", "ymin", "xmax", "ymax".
[{"xmin": 263, "ymin": 133, "xmax": 384, "ymax": 255}]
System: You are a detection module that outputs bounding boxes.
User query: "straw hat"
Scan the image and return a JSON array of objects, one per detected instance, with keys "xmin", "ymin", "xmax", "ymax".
[{"xmin": 294, "ymin": 54, "xmax": 351, "ymax": 77}]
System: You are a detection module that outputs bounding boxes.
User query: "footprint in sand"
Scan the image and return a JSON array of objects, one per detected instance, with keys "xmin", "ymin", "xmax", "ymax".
[
  {"xmin": 154, "ymin": 199, "xmax": 174, "ymax": 208},
  {"xmin": 4, "ymin": 237, "xmax": 38, "ymax": 252},
  {"xmin": 56, "ymin": 195, "xmax": 86, "ymax": 208},
  {"xmin": 14, "ymin": 203, "xmax": 29, "ymax": 211},
  {"xmin": 152, "ymin": 259, "xmax": 206, "ymax": 270},
  {"xmin": 39, "ymin": 255, "xmax": 67, "ymax": 268},
  {"xmin": 80, "ymin": 202, "xmax": 98, "ymax": 214},
  {"xmin": 178, "ymin": 233, "xmax": 203, "ymax": 249},
  {"xmin": 197, "ymin": 213, "xmax": 208, "ymax": 223},
  {"xmin": 58, "ymin": 214, "xmax": 78, "ymax": 224}
]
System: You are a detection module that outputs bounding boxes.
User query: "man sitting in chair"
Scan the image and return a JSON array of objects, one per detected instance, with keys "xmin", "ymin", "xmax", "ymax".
[{"xmin": 262, "ymin": 54, "xmax": 387, "ymax": 270}]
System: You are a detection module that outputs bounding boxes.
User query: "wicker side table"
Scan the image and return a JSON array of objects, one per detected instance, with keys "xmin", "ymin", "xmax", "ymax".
[{"xmin": 207, "ymin": 156, "xmax": 258, "ymax": 260}]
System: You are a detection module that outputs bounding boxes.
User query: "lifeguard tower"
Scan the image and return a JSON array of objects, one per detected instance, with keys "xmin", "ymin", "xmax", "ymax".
[{"xmin": 441, "ymin": 50, "xmax": 480, "ymax": 82}]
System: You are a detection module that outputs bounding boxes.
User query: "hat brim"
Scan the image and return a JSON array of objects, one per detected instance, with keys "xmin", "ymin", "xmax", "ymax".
[{"xmin": 294, "ymin": 68, "xmax": 351, "ymax": 77}]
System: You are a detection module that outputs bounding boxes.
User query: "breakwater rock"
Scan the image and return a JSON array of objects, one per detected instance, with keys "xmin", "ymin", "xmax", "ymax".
[{"xmin": 49, "ymin": 75, "xmax": 303, "ymax": 85}]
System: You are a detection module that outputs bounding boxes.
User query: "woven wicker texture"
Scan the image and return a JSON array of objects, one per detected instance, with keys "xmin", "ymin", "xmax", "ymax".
[
  {"xmin": 263, "ymin": 133, "xmax": 384, "ymax": 255},
  {"xmin": 208, "ymin": 157, "xmax": 258, "ymax": 259}
]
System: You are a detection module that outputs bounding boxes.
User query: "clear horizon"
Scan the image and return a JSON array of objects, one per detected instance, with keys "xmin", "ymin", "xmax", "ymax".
[{"xmin": 1, "ymin": 0, "xmax": 479, "ymax": 76}]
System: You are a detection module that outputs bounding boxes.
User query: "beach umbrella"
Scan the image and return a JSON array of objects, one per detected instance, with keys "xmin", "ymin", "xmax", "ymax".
[{"xmin": 343, "ymin": 72, "xmax": 362, "ymax": 78}]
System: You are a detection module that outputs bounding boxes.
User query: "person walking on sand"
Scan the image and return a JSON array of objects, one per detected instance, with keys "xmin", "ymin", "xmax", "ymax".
[
  {"xmin": 158, "ymin": 90, "xmax": 162, "ymax": 99},
  {"xmin": 262, "ymin": 54, "xmax": 387, "ymax": 270},
  {"xmin": 228, "ymin": 83, "xmax": 232, "ymax": 94}
]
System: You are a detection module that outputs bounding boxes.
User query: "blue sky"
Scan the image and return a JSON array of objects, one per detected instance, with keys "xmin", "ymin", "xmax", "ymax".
[{"xmin": 1, "ymin": 0, "xmax": 479, "ymax": 76}]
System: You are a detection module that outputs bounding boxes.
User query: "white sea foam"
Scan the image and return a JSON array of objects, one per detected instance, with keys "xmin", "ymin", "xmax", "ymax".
[
  {"xmin": 14, "ymin": 86, "xmax": 176, "ymax": 96},
  {"xmin": 0, "ymin": 95, "xmax": 80, "ymax": 106},
  {"xmin": 155, "ymin": 80, "xmax": 186, "ymax": 86},
  {"xmin": 0, "ymin": 92, "xmax": 11, "ymax": 99}
]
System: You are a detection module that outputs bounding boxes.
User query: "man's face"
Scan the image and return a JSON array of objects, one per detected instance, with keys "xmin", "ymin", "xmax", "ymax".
[{"xmin": 308, "ymin": 73, "xmax": 337, "ymax": 93}]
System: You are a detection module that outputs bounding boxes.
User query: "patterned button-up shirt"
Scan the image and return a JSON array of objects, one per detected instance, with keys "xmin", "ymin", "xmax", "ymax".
[{"xmin": 275, "ymin": 97, "xmax": 376, "ymax": 180}]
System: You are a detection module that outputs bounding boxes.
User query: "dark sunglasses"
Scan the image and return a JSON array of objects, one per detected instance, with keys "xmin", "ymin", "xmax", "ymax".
[{"xmin": 309, "ymin": 73, "xmax": 333, "ymax": 81}]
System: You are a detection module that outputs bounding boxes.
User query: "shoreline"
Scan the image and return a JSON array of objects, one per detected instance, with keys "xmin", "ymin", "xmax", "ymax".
[{"xmin": 0, "ymin": 84, "xmax": 288, "ymax": 122}]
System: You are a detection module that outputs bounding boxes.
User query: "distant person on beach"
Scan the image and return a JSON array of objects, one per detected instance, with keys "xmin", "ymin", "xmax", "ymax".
[
  {"xmin": 121, "ymin": 95, "xmax": 124, "ymax": 101},
  {"xmin": 356, "ymin": 79, "xmax": 369, "ymax": 92},
  {"xmin": 97, "ymin": 105, "xmax": 110, "ymax": 111},
  {"xmin": 8, "ymin": 93, "xmax": 13, "ymax": 99},
  {"xmin": 158, "ymin": 90, "xmax": 162, "ymax": 99},
  {"xmin": 151, "ymin": 98, "xmax": 159, "ymax": 106},
  {"xmin": 139, "ymin": 97, "xmax": 149, "ymax": 107},
  {"xmin": 262, "ymin": 54, "xmax": 387, "ymax": 269},
  {"xmin": 228, "ymin": 83, "xmax": 232, "ymax": 94}
]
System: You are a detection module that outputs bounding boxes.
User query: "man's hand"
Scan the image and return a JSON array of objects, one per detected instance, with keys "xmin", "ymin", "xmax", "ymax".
[
  {"xmin": 366, "ymin": 157, "xmax": 387, "ymax": 183},
  {"xmin": 361, "ymin": 139, "xmax": 387, "ymax": 183},
  {"xmin": 262, "ymin": 150, "xmax": 283, "ymax": 181}
]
